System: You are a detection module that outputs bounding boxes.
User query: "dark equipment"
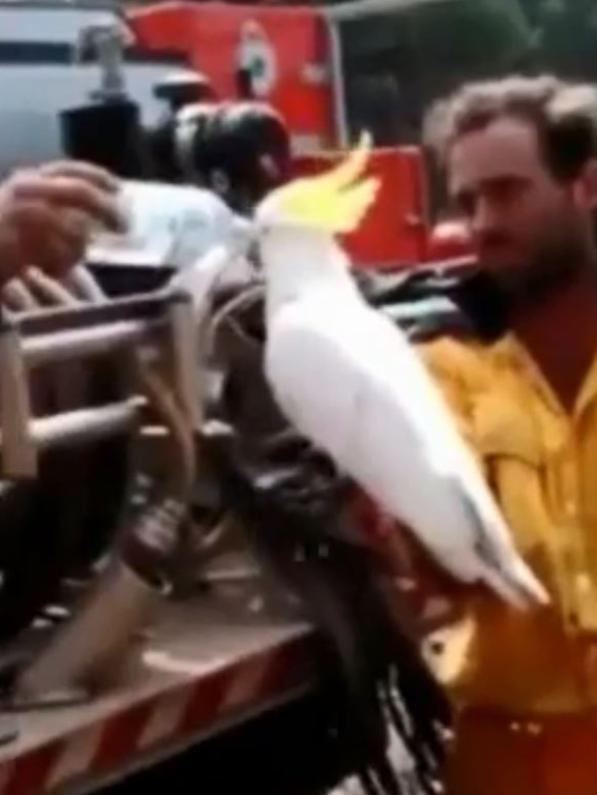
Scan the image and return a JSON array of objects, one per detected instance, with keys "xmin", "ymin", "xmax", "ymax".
[
  {"xmin": 148, "ymin": 99, "xmax": 291, "ymax": 213},
  {"xmin": 0, "ymin": 291, "xmax": 199, "ymax": 687}
]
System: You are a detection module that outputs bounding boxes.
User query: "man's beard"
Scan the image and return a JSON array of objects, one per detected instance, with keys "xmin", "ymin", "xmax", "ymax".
[{"xmin": 486, "ymin": 231, "xmax": 589, "ymax": 312}]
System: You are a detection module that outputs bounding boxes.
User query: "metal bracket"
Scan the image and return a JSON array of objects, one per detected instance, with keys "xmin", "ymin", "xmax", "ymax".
[{"xmin": 74, "ymin": 17, "xmax": 134, "ymax": 102}]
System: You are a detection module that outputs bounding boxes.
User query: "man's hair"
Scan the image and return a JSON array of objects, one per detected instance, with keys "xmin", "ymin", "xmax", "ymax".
[{"xmin": 424, "ymin": 75, "xmax": 597, "ymax": 182}]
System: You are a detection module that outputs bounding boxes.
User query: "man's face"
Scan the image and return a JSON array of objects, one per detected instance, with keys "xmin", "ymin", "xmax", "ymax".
[{"xmin": 447, "ymin": 116, "xmax": 594, "ymax": 301}]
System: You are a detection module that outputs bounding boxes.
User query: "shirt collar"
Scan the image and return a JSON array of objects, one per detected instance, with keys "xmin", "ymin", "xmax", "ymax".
[{"xmin": 488, "ymin": 333, "xmax": 597, "ymax": 419}]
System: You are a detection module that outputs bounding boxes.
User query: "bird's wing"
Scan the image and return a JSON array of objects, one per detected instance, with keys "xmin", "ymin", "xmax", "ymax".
[
  {"xmin": 265, "ymin": 296, "xmax": 422, "ymax": 468},
  {"xmin": 265, "ymin": 297, "xmax": 465, "ymax": 533},
  {"xmin": 266, "ymin": 297, "xmax": 548, "ymax": 607},
  {"xmin": 266, "ymin": 295, "xmax": 464, "ymax": 491}
]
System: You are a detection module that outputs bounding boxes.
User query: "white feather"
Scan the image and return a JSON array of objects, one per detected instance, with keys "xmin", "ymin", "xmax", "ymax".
[{"xmin": 260, "ymin": 227, "xmax": 548, "ymax": 609}]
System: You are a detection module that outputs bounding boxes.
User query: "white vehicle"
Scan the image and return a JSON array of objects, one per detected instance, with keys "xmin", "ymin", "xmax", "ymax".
[{"xmin": 0, "ymin": 1, "xmax": 184, "ymax": 176}]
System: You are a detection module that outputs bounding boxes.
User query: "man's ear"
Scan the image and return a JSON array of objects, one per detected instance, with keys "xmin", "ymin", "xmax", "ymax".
[{"xmin": 572, "ymin": 158, "xmax": 597, "ymax": 210}]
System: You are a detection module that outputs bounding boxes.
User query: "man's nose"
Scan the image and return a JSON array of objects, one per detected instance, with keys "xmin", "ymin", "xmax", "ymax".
[{"xmin": 471, "ymin": 196, "xmax": 499, "ymax": 236}]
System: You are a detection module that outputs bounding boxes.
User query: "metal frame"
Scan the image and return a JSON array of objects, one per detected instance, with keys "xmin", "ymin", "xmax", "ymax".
[{"xmin": 0, "ymin": 291, "xmax": 200, "ymax": 479}]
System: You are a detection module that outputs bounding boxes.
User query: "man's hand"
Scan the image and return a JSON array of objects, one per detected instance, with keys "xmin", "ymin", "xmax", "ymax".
[
  {"xmin": 1, "ymin": 263, "xmax": 107, "ymax": 314},
  {"xmin": 0, "ymin": 160, "xmax": 124, "ymax": 283}
]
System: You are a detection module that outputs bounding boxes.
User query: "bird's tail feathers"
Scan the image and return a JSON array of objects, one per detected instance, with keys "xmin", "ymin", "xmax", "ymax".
[
  {"xmin": 456, "ymin": 484, "xmax": 550, "ymax": 609},
  {"xmin": 478, "ymin": 557, "xmax": 549, "ymax": 610}
]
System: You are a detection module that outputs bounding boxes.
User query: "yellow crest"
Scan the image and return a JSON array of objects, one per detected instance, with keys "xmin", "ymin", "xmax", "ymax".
[{"xmin": 262, "ymin": 132, "xmax": 380, "ymax": 234}]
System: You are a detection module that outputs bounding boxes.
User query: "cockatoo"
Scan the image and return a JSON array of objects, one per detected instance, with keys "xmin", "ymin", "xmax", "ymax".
[{"xmin": 255, "ymin": 135, "xmax": 549, "ymax": 610}]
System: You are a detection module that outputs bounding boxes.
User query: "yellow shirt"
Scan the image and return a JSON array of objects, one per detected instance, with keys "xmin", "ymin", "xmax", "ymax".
[{"xmin": 418, "ymin": 334, "xmax": 597, "ymax": 714}]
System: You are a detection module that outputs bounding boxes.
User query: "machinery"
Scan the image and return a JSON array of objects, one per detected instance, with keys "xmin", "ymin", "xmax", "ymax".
[
  {"xmin": 0, "ymin": 3, "xmax": 480, "ymax": 792},
  {"xmin": 0, "ymin": 13, "xmax": 316, "ymax": 788},
  {"xmin": 128, "ymin": 0, "xmax": 469, "ymax": 266},
  {"xmin": 0, "ymin": 246, "xmax": 317, "ymax": 795}
]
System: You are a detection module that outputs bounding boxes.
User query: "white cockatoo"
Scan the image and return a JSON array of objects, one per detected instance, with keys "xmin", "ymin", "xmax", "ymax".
[{"xmin": 255, "ymin": 135, "xmax": 549, "ymax": 610}]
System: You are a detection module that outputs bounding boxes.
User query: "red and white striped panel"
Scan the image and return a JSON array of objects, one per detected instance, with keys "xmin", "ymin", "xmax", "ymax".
[{"xmin": 0, "ymin": 634, "xmax": 313, "ymax": 795}]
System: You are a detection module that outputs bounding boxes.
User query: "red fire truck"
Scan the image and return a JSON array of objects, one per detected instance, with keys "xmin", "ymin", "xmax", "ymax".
[{"xmin": 128, "ymin": 0, "xmax": 471, "ymax": 267}]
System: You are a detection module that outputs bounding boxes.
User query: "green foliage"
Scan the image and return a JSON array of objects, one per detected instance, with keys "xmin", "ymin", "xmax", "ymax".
[
  {"xmin": 411, "ymin": 0, "xmax": 532, "ymax": 77},
  {"xmin": 532, "ymin": 0, "xmax": 597, "ymax": 78}
]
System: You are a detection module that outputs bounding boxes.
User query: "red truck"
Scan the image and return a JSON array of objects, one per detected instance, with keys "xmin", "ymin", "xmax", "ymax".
[{"xmin": 128, "ymin": 0, "xmax": 470, "ymax": 268}]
